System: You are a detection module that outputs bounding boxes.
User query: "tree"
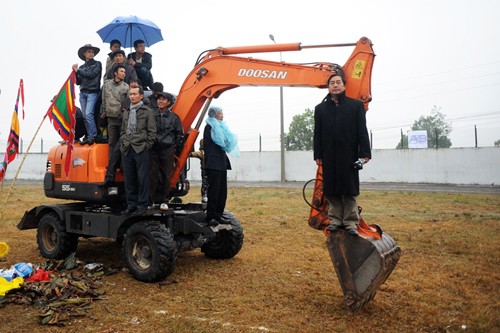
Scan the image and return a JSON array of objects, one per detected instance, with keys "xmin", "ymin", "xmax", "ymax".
[
  {"xmin": 285, "ymin": 108, "xmax": 314, "ymax": 151},
  {"xmin": 494, "ymin": 139, "xmax": 500, "ymax": 147},
  {"xmin": 396, "ymin": 105, "xmax": 452, "ymax": 148}
]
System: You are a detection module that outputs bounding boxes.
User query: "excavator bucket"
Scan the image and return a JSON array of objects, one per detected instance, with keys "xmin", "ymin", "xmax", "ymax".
[
  {"xmin": 326, "ymin": 219, "xmax": 401, "ymax": 312},
  {"xmin": 306, "ymin": 166, "xmax": 401, "ymax": 312}
]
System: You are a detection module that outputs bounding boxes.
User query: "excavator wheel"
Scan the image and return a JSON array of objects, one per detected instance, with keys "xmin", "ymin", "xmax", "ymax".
[
  {"xmin": 122, "ymin": 221, "xmax": 177, "ymax": 282},
  {"xmin": 201, "ymin": 211, "xmax": 244, "ymax": 259},
  {"xmin": 326, "ymin": 228, "xmax": 401, "ymax": 313},
  {"xmin": 37, "ymin": 212, "xmax": 78, "ymax": 259}
]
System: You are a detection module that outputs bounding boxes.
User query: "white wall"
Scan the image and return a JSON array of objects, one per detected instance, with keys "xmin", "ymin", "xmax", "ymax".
[
  {"xmin": 4, "ymin": 147, "xmax": 500, "ymax": 185},
  {"xmin": 188, "ymin": 147, "xmax": 500, "ymax": 185}
]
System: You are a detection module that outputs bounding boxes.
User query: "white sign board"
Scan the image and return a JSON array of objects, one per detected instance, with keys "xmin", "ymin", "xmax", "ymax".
[{"xmin": 408, "ymin": 130, "xmax": 428, "ymax": 148}]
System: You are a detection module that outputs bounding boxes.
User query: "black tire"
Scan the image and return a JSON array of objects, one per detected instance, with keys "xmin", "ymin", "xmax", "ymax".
[
  {"xmin": 201, "ymin": 211, "xmax": 244, "ymax": 259},
  {"xmin": 36, "ymin": 212, "xmax": 78, "ymax": 259},
  {"xmin": 122, "ymin": 221, "xmax": 177, "ymax": 282}
]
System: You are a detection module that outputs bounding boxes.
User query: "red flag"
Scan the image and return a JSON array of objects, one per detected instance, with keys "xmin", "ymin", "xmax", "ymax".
[
  {"xmin": 0, "ymin": 79, "xmax": 25, "ymax": 183},
  {"xmin": 46, "ymin": 72, "xmax": 77, "ymax": 177}
]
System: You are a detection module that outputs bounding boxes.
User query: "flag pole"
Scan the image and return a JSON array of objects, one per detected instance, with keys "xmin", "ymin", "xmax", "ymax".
[{"xmin": 0, "ymin": 114, "xmax": 49, "ymax": 223}]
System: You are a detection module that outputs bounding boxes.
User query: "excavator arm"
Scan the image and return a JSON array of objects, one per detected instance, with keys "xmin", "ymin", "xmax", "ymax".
[
  {"xmin": 169, "ymin": 37, "xmax": 399, "ymax": 313},
  {"xmin": 170, "ymin": 37, "xmax": 375, "ymax": 188}
]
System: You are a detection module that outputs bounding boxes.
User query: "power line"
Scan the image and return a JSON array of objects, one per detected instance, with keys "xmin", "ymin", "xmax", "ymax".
[{"xmin": 376, "ymin": 60, "xmax": 500, "ymax": 86}]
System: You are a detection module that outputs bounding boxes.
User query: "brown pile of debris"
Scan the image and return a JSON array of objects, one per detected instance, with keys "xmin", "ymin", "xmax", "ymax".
[{"xmin": 0, "ymin": 253, "xmax": 118, "ymax": 326}]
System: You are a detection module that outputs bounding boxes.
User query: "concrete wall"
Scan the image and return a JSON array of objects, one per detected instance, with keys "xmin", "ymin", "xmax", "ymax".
[
  {"xmin": 4, "ymin": 147, "xmax": 500, "ymax": 185},
  {"xmin": 188, "ymin": 147, "xmax": 500, "ymax": 185}
]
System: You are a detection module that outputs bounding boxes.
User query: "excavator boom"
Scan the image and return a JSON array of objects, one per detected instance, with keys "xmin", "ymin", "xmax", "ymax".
[
  {"xmin": 168, "ymin": 37, "xmax": 398, "ymax": 311},
  {"xmin": 170, "ymin": 36, "xmax": 375, "ymax": 188}
]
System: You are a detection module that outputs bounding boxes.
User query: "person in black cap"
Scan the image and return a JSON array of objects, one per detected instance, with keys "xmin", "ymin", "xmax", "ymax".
[
  {"xmin": 149, "ymin": 91, "xmax": 183, "ymax": 211},
  {"xmin": 105, "ymin": 50, "xmax": 138, "ymax": 86},
  {"xmin": 72, "ymin": 44, "xmax": 102, "ymax": 145}
]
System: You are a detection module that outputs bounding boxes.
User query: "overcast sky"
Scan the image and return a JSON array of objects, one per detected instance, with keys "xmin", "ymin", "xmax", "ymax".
[{"xmin": 1, "ymin": 0, "xmax": 499, "ymax": 152}]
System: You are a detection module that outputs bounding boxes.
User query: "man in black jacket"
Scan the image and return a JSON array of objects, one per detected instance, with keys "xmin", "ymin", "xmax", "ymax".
[
  {"xmin": 149, "ymin": 92, "xmax": 183, "ymax": 210},
  {"xmin": 72, "ymin": 44, "xmax": 102, "ymax": 144},
  {"xmin": 313, "ymin": 72, "xmax": 371, "ymax": 236}
]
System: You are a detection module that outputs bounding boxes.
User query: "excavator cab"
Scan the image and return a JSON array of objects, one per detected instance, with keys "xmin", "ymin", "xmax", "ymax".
[{"xmin": 306, "ymin": 166, "xmax": 401, "ymax": 312}]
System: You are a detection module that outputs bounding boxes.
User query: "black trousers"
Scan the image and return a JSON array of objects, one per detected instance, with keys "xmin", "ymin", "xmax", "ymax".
[
  {"xmin": 122, "ymin": 149, "xmax": 150, "ymax": 211},
  {"xmin": 149, "ymin": 147, "xmax": 175, "ymax": 204},
  {"xmin": 200, "ymin": 168, "xmax": 208, "ymax": 198},
  {"xmin": 105, "ymin": 138, "xmax": 122, "ymax": 182},
  {"xmin": 206, "ymin": 169, "xmax": 227, "ymax": 221},
  {"xmin": 107, "ymin": 117, "xmax": 122, "ymax": 160}
]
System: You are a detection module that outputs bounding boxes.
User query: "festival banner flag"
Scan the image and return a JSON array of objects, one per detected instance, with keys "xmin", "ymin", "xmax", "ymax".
[
  {"xmin": 46, "ymin": 72, "xmax": 76, "ymax": 177},
  {"xmin": 0, "ymin": 79, "xmax": 25, "ymax": 183}
]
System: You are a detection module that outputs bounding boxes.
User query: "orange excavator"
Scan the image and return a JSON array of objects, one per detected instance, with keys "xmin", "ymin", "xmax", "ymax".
[{"xmin": 17, "ymin": 37, "xmax": 399, "ymax": 312}]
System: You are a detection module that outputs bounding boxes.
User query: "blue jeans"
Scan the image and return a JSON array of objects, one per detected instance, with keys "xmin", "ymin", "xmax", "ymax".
[{"xmin": 79, "ymin": 92, "xmax": 98, "ymax": 140}]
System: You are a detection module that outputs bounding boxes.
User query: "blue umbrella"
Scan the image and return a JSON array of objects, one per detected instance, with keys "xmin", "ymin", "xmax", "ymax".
[{"xmin": 96, "ymin": 15, "xmax": 163, "ymax": 48}]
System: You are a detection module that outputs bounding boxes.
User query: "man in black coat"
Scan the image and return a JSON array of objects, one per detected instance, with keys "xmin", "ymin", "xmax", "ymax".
[{"xmin": 313, "ymin": 72, "xmax": 371, "ymax": 236}]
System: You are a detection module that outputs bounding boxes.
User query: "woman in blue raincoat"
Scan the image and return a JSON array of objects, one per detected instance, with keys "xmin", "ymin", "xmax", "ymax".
[{"xmin": 203, "ymin": 106, "xmax": 239, "ymax": 226}]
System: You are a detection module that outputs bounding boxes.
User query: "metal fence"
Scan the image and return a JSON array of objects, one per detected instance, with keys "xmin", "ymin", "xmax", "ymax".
[{"xmin": 1, "ymin": 124, "xmax": 498, "ymax": 155}]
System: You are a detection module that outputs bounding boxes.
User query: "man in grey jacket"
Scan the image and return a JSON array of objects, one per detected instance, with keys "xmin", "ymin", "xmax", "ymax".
[
  {"xmin": 102, "ymin": 65, "xmax": 129, "ymax": 155},
  {"xmin": 120, "ymin": 86, "xmax": 156, "ymax": 216},
  {"xmin": 101, "ymin": 64, "xmax": 129, "ymax": 185}
]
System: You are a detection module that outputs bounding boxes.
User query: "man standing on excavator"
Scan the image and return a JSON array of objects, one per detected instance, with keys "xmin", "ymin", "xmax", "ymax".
[
  {"xmin": 313, "ymin": 71, "xmax": 371, "ymax": 236},
  {"xmin": 120, "ymin": 86, "xmax": 156, "ymax": 216}
]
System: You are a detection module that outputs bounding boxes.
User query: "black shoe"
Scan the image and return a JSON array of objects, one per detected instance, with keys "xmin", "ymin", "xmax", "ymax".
[
  {"xmin": 87, "ymin": 138, "xmax": 95, "ymax": 145},
  {"xmin": 347, "ymin": 229, "xmax": 359, "ymax": 236},
  {"xmin": 121, "ymin": 208, "xmax": 136, "ymax": 215},
  {"xmin": 326, "ymin": 224, "xmax": 340, "ymax": 232},
  {"xmin": 207, "ymin": 219, "xmax": 219, "ymax": 227},
  {"xmin": 131, "ymin": 209, "xmax": 146, "ymax": 216}
]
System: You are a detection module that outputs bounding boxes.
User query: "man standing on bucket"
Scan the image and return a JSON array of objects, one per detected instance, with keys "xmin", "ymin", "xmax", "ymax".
[
  {"xmin": 313, "ymin": 71, "xmax": 371, "ymax": 236},
  {"xmin": 72, "ymin": 44, "xmax": 102, "ymax": 145}
]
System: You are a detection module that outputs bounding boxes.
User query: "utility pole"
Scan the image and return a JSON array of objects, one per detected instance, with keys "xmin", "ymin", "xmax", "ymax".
[{"xmin": 269, "ymin": 34, "xmax": 286, "ymax": 182}]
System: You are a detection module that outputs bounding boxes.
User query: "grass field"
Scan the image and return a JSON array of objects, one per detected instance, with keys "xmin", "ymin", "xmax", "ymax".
[{"xmin": 0, "ymin": 184, "xmax": 499, "ymax": 333}]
